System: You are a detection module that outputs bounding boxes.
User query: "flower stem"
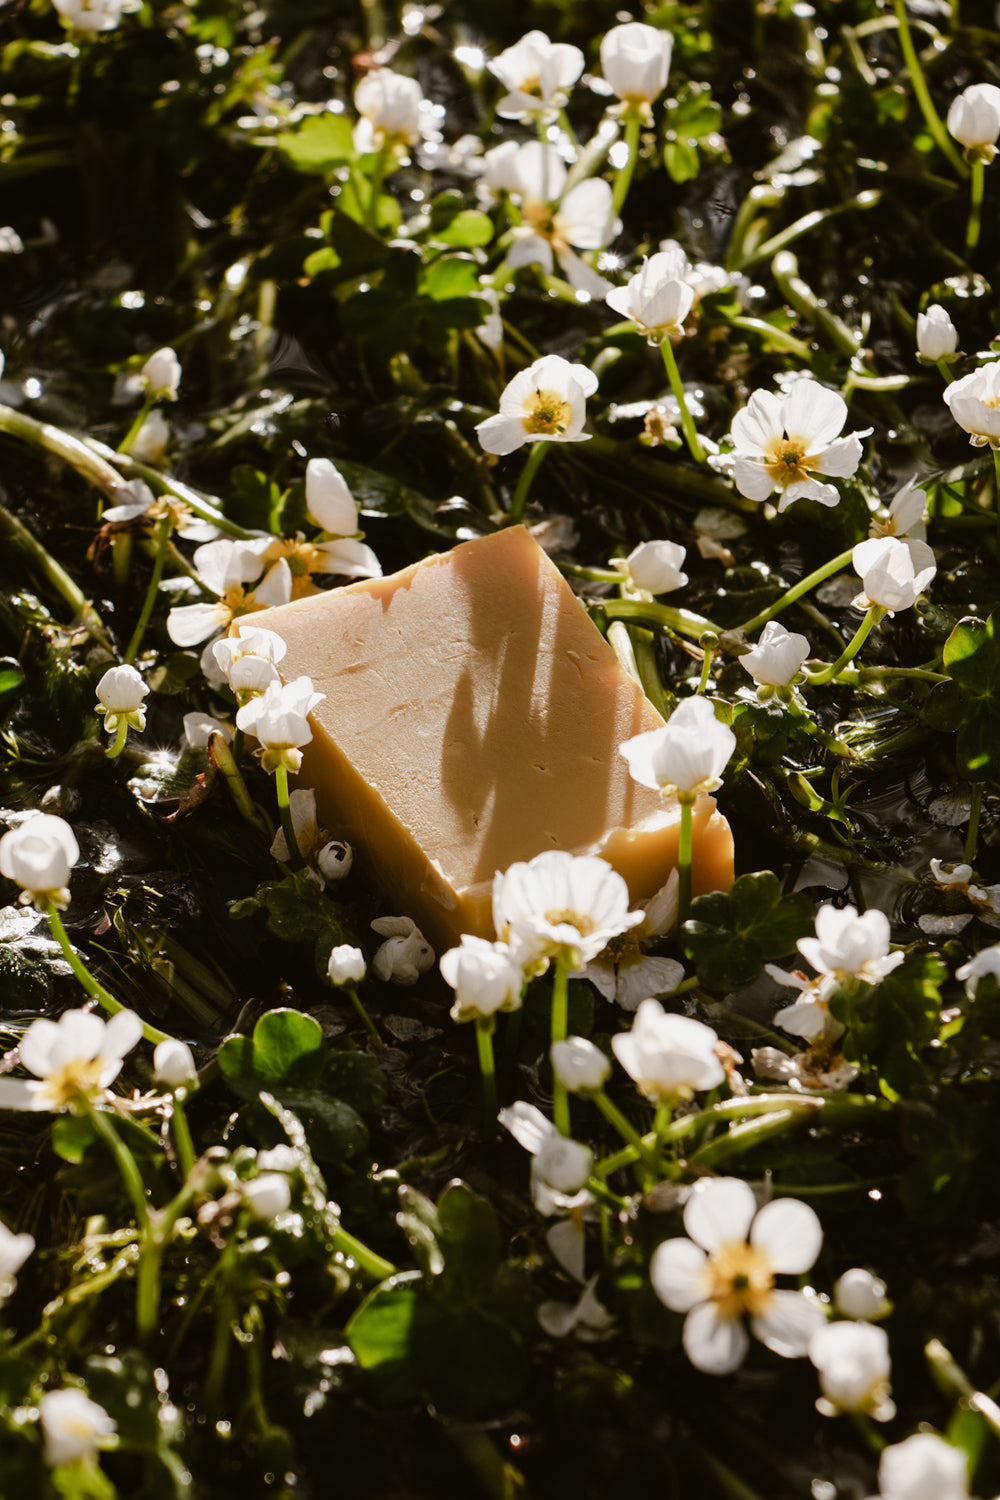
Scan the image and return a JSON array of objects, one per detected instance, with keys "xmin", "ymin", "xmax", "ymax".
[
  {"xmin": 965, "ymin": 781, "xmax": 983, "ymax": 865},
  {"xmin": 475, "ymin": 1019, "xmax": 498, "ymax": 1135},
  {"xmin": 124, "ymin": 512, "xmax": 172, "ymax": 664},
  {"xmin": 118, "ymin": 395, "xmax": 156, "ymax": 457},
  {"xmin": 42, "ymin": 897, "xmax": 174, "ymax": 1046},
  {"xmin": 104, "ymin": 719, "xmax": 130, "ymax": 760},
  {"xmin": 677, "ymin": 797, "xmax": 694, "ymax": 926},
  {"xmin": 738, "ymin": 547, "xmax": 855, "ymax": 634},
  {"xmin": 345, "ymin": 982, "xmax": 381, "ymax": 1044},
  {"xmin": 509, "ymin": 440, "xmax": 551, "ymax": 523},
  {"xmin": 0, "ymin": 502, "xmax": 111, "ymax": 648},
  {"xmin": 551, "ymin": 960, "xmax": 571, "ymax": 1136},
  {"xmin": 210, "ymin": 732, "xmax": 272, "ymax": 840},
  {"xmin": 892, "ymin": 0, "xmax": 967, "ymax": 177},
  {"xmin": 274, "ymin": 764, "xmax": 303, "ymax": 869},
  {"xmin": 600, "ymin": 597, "xmax": 724, "ymax": 641},
  {"xmin": 806, "ymin": 606, "xmax": 886, "ymax": 686},
  {"xmin": 593, "ymin": 1089, "xmax": 660, "ymax": 1178},
  {"xmin": 169, "ymin": 1097, "xmax": 197, "ymax": 1180},
  {"xmin": 0, "ymin": 401, "xmax": 129, "ymax": 505},
  {"xmin": 85, "ymin": 1100, "xmax": 159, "ymax": 1344},
  {"xmin": 329, "ymin": 1224, "xmax": 396, "ymax": 1282},
  {"xmin": 724, "ymin": 315, "xmax": 814, "ymax": 361},
  {"xmin": 992, "ymin": 447, "xmax": 1000, "ymax": 550},
  {"xmin": 967, "ymin": 157, "xmax": 985, "ymax": 255},
  {"xmin": 611, "ymin": 109, "xmax": 642, "ymax": 216},
  {"xmin": 660, "ymin": 339, "xmax": 705, "ymax": 464}
]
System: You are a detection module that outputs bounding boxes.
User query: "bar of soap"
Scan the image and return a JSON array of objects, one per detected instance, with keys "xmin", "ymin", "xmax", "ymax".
[{"xmin": 250, "ymin": 526, "xmax": 734, "ymax": 948}]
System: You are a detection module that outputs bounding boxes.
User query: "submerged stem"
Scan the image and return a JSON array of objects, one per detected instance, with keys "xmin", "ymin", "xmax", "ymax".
[
  {"xmin": 660, "ymin": 338, "xmax": 705, "ymax": 464},
  {"xmin": 806, "ymin": 606, "xmax": 886, "ymax": 686},
  {"xmin": 738, "ymin": 547, "xmax": 855, "ymax": 635},
  {"xmin": 509, "ymin": 440, "xmax": 551, "ymax": 523},
  {"xmin": 124, "ymin": 513, "xmax": 172, "ymax": 664}
]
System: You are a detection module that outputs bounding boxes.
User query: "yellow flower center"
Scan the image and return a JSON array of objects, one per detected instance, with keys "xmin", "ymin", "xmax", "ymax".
[
  {"xmin": 705, "ymin": 1239, "xmax": 775, "ymax": 1320},
  {"xmin": 524, "ymin": 388, "xmax": 573, "ymax": 437},
  {"xmin": 762, "ymin": 438, "xmax": 819, "ymax": 488},
  {"xmin": 520, "ymin": 73, "xmax": 543, "ymax": 98},
  {"xmin": 39, "ymin": 1056, "xmax": 106, "ymax": 1111},
  {"xmin": 544, "ymin": 908, "xmax": 595, "ymax": 935}
]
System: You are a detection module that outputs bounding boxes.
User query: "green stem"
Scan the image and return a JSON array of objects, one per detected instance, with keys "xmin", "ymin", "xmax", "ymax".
[
  {"xmin": 274, "ymin": 764, "xmax": 303, "ymax": 869},
  {"xmin": 740, "ymin": 194, "xmax": 880, "ymax": 276},
  {"xmin": 475, "ymin": 1019, "xmax": 498, "ymax": 1135},
  {"xmin": 0, "ymin": 503, "xmax": 111, "ymax": 647},
  {"xmin": 169, "ymin": 1098, "xmax": 197, "ymax": 1180},
  {"xmin": 677, "ymin": 798, "xmax": 693, "ymax": 925},
  {"xmin": 42, "ymin": 898, "xmax": 174, "ymax": 1046},
  {"xmin": 695, "ymin": 640, "xmax": 715, "ymax": 695},
  {"xmin": 90, "ymin": 443, "xmax": 256, "ymax": 539},
  {"xmin": 509, "ymin": 440, "xmax": 551, "ymax": 523},
  {"xmin": 210, "ymin": 732, "xmax": 272, "ymax": 839},
  {"xmin": 772, "ymin": 250, "xmax": 862, "ymax": 358},
  {"xmin": 118, "ymin": 395, "xmax": 156, "ymax": 456},
  {"xmin": 660, "ymin": 338, "xmax": 706, "ymax": 464},
  {"xmin": 346, "ymin": 982, "xmax": 381, "ymax": 1044},
  {"xmin": 124, "ymin": 513, "xmax": 172, "ymax": 664},
  {"xmin": 600, "ymin": 597, "xmax": 723, "ymax": 641},
  {"xmin": 551, "ymin": 960, "xmax": 571, "ymax": 1137},
  {"xmin": 725, "ymin": 315, "xmax": 814, "ymax": 361},
  {"xmin": 104, "ymin": 719, "xmax": 130, "ymax": 761},
  {"xmin": 806, "ymin": 606, "xmax": 886, "ymax": 686},
  {"xmin": 965, "ymin": 782, "xmax": 983, "ymax": 865},
  {"xmin": 937, "ymin": 358, "xmax": 955, "ymax": 386},
  {"xmin": 892, "ymin": 0, "xmax": 967, "ymax": 177},
  {"xmin": 611, "ymin": 109, "xmax": 642, "ymax": 216},
  {"xmin": 0, "ymin": 402, "xmax": 129, "ymax": 504},
  {"xmin": 738, "ymin": 547, "xmax": 854, "ymax": 634},
  {"xmin": 329, "ymin": 1225, "xmax": 396, "ymax": 1282},
  {"xmin": 84, "ymin": 1101, "xmax": 158, "ymax": 1344},
  {"xmin": 993, "ymin": 447, "xmax": 1000, "ymax": 551},
  {"xmin": 593, "ymin": 1089, "xmax": 660, "ymax": 1178},
  {"xmin": 967, "ymin": 157, "xmax": 985, "ymax": 255}
]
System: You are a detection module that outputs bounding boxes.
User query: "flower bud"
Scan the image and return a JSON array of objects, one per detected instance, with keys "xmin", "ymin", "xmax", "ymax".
[
  {"xmin": 140, "ymin": 347, "xmax": 181, "ymax": 401},
  {"xmin": 916, "ymin": 304, "xmax": 958, "ymax": 362},
  {"xmin": 833, "ymin": 1267, "xmax": 891, "ymax": 1321},
  {"xmin": 550, "ymin": 1037, "xmax": 611, "ymax": 1093},
  {"xmin": 328, "ymin": 944, "xmax": 367, "ymax": 985},
  {"xmin": 243, "ymin": 1173, "xmax": 292, "ymax": 1221},
  {"xmin": 40, "ymin": 1389, "xmax": 117, "ymax": 1467},
  {"xmin": 153, "ymin": 1039, "xmax": 197, "ymax": 1091},
  {"xmin": 0, "ymin": 814, "xmax": 79, "ymax": 906}
]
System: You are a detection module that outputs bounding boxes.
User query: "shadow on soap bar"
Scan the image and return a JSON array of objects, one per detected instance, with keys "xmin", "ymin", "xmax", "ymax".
[{"xmin": 438, "ymin": 527, "xmax": 651, "ymax": 884}]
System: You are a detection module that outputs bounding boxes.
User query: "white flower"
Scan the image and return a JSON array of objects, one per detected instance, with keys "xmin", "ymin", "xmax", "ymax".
[
  {"xmin": 354, "ymin": 70, "xmax": 431, "ymax": 157},
  {"xmin": 370, "ymin": 916, "xmax": 434, "ymax": 984},
  {"xmin": 872, "ymin": 479, "xmax": 928, "ymax": 542},
  {"xmin": 95, "ymin": 664, "xmax": 149, "ymax": 736},
  {"xmin": 614, "ymin": 539, "xmax": 688, "ymax": 596},
  {"xmin": 499, "ymin": 1100, "xmax": 594, "ymax": 1215},
  {"xmin": 767, "ymin": 964, "xmax": 842, "ymax": 1044},
  {"xmin": 39, "ymin": 1388, "xmax": 117, "ymax": 1468},
  {"xmin": 130, "ymin": 408, "xmax": 171, "ymax": 464},
  {"xmin": 851, "ymin": 535, "xmax": 936, "ymax": 613},
  {"xmin": 477, "ymin": 354, "xmax": 599, "ymax": 456},
  {"xmin": 600, "ymin": 22, "xmax": 672, "ymax": 113},
  {"xmin": 550, "ymin": 1037, "xmax": 611, "ymax": 1094},
  {"xmin": 0, "ymin": 814, "xmax": 79, "ymax": 907},
  {"xmin": 947, "ymin": 83, "xmax": 1000, "ymax": 157},
  {"xmin": 956, "ymin": 944, "xmax": 1000, "ymax": 997},
  {"xmin": 243, "ymin": 1172, "xmax": 292, "ymax": 1221},
  {"xmin": 578, "ymin": 870, "xmax": 684, "ymax": 1012},
  {"xmin": 834, "ymin": 1267, "xmax": 891, "ymax": 1322},
  {"xmin": 620, "ymin": 696, "xmax": 736, "ymax": 801},
  {"xmin": 875, "ymin": 1432, "xmax": 972, "ymax": 1500},
  {"xmin": 0, "ymin": 1008, "xmax": 143, "ymax": 1112},
  {"xmin": 729, "ymin": 378, "xmax": 870, "ymax": 512},
  {"xmin": 257, "ymin": 1145, "xmax": 299, "ymax": 1173},
  {"xmin": 916, "ymin": 304, "xmax": 958, "ymax": 362},
  {"xmin": 798, "ymin": 904, "xmax": 904, "ymax": 988},
  {"xmin": 213, "ymin": 625, "xmax": 287, "ymax": 698},
  {"xmin": 649, "ymin": 1176, "xmax": 825, "ymax": 1375},
  {"xmin": 809, "ymin": 1320, "xmax": 895, "ymax": 1420},
  {"xmin": 268, "ymin": 787, "xmax": 344, "ymax": 872},
  {"xmin": 140, "ymin": 347, "xmax": 181, "ymax": 401},
  {"xmin": 605, "ymin": 250, "xmax": 694, "ymax": 342},
  {"xmin": 167, "ymin": 537, "xmax": 290, "ymax": 647},
  {"xmin": 944, "ymin": 362, "xmax": 1000, "ymax": 447},
  {"xmin": 0, "ymin": 1215, "xmax": 34, "ymax": 1296},
  {"xmin": 181, "ymin": 711, "xmax": 231, "ymax": 750},
  {"xmin": 302, "ymin": 459, "xmax": 382, "ymax": 579},
  {"xmin": 153, "ymin": 1039, "xmax": 197, "ymax": 1090},
  {"xmin": 236, "ymin": 675, "xmax": 324, "ymax": 774},
  {"xmin": 752, "ymin": 1043, "xmax": 857, "ymax": 1092},
  {"xmin": 740, "ymin": 621, "xmax": 810, "ymax": 690},
  {"xmin": 492, "ymin": 850, "xmax": 643, "ymax": 971},
  {"xmin": 440, "ymin": 935, "xmax": 523, "ymax": 1023},
  {"xmin": 52, "ymin": 0, "xmax": 122, "ymax": 32},
  {"xmin": 611, "ymin": 999, "xmax": 725, "ymax": 1102},
  {"xmin": 538, "ymin": 1276, "xmax": 615, "ymax": 1341},
  {"xmin": 327, "ymin": 944, "xmax": 367, "ymax": 985},
  {"xmin": 489, "ymin": 30, "xmax": 584, "ymax": 121},
  {"xmin": 496, "ymin": 144, "xmax": 619, "ymax": 300}
]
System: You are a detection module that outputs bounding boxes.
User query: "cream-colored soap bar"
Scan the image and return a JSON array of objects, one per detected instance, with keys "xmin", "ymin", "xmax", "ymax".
[{"xmin": 251, "ymin": 526, "xmax": 734, "ymax": 948}]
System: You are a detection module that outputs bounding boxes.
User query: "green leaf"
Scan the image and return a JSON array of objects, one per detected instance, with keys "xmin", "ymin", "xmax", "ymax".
[
  {"xmin": 421, "ymin": 255, "xmax": 480, "ymax": 300},
  {"xmin": 664, "ymin": 140, "xmax": 701, "ymax": 183},
  {"xmin": 218, "ymin": 1007, "xmax": 324, "ymax": 1090},
  {"xmin": 276, "ymin": 113, "xmax": 355, "ymax": 174},
  {"xmin": 430, "ymin": 209, "xmax": 494, "ymax": 248},
  {"xmin": 52, "ymin": 1114, "xmax": 96, "ymax": 1164},
  {"xmin": 347, "ymin": 1272, "xmax": 424, "ymax": 1403},
  {"xmin": 436, "ymin": 1180, "xmax": 501, "ymax": 1296},
  {"xmin": 396, "ymin": 1186, "xmax": 444, "ymax": 1276},
  {"xmin": 682, "ymin": 872, "xmax": 813, "ymax": 991},
  {"xmin": 925, "ymin": 614, "xmax": 1000, "ymax": 781}
]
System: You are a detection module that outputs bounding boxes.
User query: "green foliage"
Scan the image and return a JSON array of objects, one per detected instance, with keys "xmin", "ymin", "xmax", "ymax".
[
  {"xmin": 682, "ymin": 871, "xmax": 814, "ymax": 990},
  {"xmin": 924, "ymin": 614, "xmax": 1000, "ymax": 782}
]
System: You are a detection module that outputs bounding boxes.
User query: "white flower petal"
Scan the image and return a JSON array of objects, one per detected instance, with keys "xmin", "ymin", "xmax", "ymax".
[
  {"xmin": 682, "ymin": 1301, "xmax": 749, "ymax": 1374},
  {"xmin": 649, "ymin": 1236, "xmax": 708, "ymax": 1312},
  {"xmin": 683, "ymin": 1177, "xmax": 757, "ymax": 1252},
  {"xmin": 750, "ymin": 1197, "xmax": 823, "ymax": 1273}
]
